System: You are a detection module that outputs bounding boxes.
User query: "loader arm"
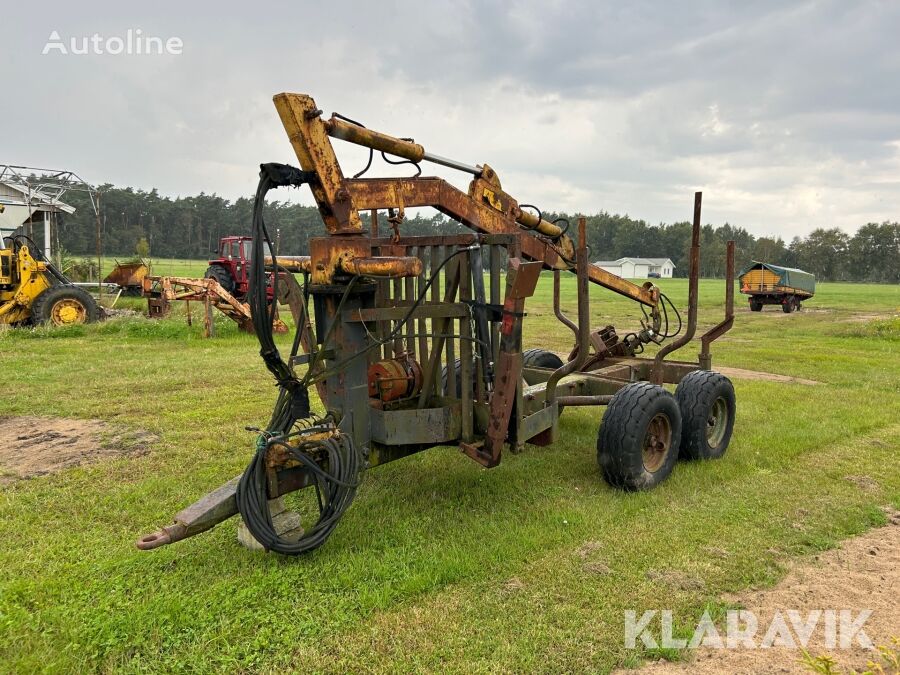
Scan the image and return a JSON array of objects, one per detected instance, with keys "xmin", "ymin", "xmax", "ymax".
[{"xmin": 273, "ymin": 92, "xmax": 659, "ymax": 308}]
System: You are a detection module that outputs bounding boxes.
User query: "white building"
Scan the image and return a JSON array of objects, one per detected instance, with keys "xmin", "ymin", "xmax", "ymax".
[
  {"xmin": 593, "ymin": 257, "xmax": 676, "ymax": 279},
  {"xmin": 0, "ymin": 166, "xmax": 83, "ymax": 255}
]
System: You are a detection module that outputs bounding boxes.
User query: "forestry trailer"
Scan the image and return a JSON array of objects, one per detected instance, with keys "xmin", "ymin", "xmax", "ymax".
[{"xmin": 137, "ymin": 93, "xmax": 738, "ymax": 556}]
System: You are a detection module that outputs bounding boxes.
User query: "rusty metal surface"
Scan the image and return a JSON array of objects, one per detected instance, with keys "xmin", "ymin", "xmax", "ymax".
[
  {"xmin": 324, "ymin": 117, "xmax": 426, "ymax": 162},
  {"xmin": 546, "ymin": 218, "xmax": 591, "ymax": 402},
  {"xmin": 699, "ymin": 240, "xmax": 736, "ymax": 370},
  {"xmin": 369, "ymin": 399, "xmax": 461, "ymax": 445},
  {"xmin": 651, "ymin": 192, "xmax": 702, "ymax": 383},
  {"xmin": 368, "ymin": 356, "xmax": 423, "ymax": 402},
  {"xmin": 103, "ymin": 259, "xmax": 149, "ymax": 287},
  {"xmin": 555, "ymin": 395, "xmax": 615, "ymax": 406},
  {"xmin": 266, "ymin": 255, "xmax": 312, "ymax": 273},
  {"xmin": 515, "ymin": 207, "xmax": 564, "ymax": 238},
  {"xmin": 339, "ymin": 255, "xmax": 423, "ymax": 278},
  {"xmin": 142, "ymin": 275, "xmax": 289, "ymax": 336},
  {"xmin": 136, "ymin": 476, "xmax": 240, "ymax": 550},
  {"xmin": 273, "ymin": 93, "xmax": 362, "ymax": 234},
  {"xmin": 463, "ymin": 257, "xmax": 538, "ymax": 467},
  {"xmin": 343, "ymin": 178, "xmax": 658, "ymax": 306}
]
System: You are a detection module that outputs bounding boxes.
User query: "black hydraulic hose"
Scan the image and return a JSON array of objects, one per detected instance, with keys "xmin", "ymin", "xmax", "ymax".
[{"xmin": 237, "ymin": 162, "xmax": 364, "ymax": 555}]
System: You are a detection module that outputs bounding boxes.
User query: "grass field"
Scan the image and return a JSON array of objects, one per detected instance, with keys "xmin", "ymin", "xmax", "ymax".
[{"xmin": 0, "ymin": 274, "xmax": 898, "ymax": 673}]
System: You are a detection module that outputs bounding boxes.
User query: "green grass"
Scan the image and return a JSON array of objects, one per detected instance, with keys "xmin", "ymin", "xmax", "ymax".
[{"xmin": 0, "ymin": 276, "xmax": 898, "ymax": 673}]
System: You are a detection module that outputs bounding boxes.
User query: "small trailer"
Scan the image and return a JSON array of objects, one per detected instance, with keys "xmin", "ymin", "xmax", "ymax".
[
  {"xmin": 103, "ymin": 259, "xmax": 150, "ymax": 296},
  {"xmin": 739, "ymin": 261, "xmax": 815, "ymax": 313}
]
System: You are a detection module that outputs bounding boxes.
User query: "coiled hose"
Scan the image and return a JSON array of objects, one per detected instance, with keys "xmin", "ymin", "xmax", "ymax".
[{"xmin": 235, "ymin": 163, "xmax": 362, "ymax": 555}]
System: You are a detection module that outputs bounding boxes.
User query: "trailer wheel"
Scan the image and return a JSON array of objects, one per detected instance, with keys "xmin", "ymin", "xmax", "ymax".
[
  {"xmin": 782, "ymin": 297, "xmax": 794, "ymax": 313},
  {"xmin": 522, "ymin": 348, "xmax": 564, "ymax": 385},
  {"xmin": 675, "ymin": 370, "xmax": 735, "ymax": 460},
  {"xmin": 441, "ymin": 358, "xmax": 476, "ymax": 398},
  {"xmin": 597, "ymin": 382, "xmax": 681, "ymax": 491},
  {"xmin": 750, "ymin": 300, "xmax": 763, "ymax": 312},
  {"xmin": 204, "ymin": 264, "xmax": 235, "ymax": 295},
  {"xmin": 31, "ymin": 286, "xmax": 100, "ymax": 326}
]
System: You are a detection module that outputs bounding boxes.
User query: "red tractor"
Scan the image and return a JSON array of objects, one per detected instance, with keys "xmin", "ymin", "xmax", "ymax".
[{"xmin": 204, "ymin": 236, "xmax": 257, "ymax": 300}]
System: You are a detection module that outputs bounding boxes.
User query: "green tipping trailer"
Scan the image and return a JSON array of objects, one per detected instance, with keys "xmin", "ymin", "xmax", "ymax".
[{"xmin": 739, "ymin": 261, "xmax": 815, "ymax": 313}]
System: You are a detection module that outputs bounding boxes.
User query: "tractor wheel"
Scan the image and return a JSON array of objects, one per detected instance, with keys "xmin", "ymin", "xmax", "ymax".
[
  {"xmin": 597, "ymin": 382, "xmax": 681, "ymax": 491},
  {"xmin": 522, "ymin": 348, "xmax": 564, "ymax": 385},
  {"xmin": 204, "ymin": 264, "xmax": 235, "ymax": 295},
  {"xmin": 750, "ymin": 300, "xmax": 763, "ymax": 312},
  {"xmin": 675, "ymin": 370, "xmax": 736, "ymax": 460},
  {"xmin": 31, "ymin": 286, "xmax": 99, "ymax": 327}
]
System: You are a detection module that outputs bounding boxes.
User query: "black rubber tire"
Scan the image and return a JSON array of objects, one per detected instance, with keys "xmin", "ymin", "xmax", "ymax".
[
  {"xmin": 597, "ymin": 382, "xmax": 681, "ymax": 491},
  {"xmin": 204, "ymin": 264, "xmax": 235, "ymax": 295},
  {"xmin": 782, "ymin": 297, "xmax": 794, "ymax": 313},
  {"xmin": 31, "ymin": 285, "xmax": 100, "ymax": 326},
  {"xmin": 522, "ymin": 348, "xmax": 564, "ymax": 385},
  {"xmin": 441, "ymin": 358, "xmax": 475, "ymax": 397},
  {"xmin": 750, "ymin": 300, "xmax": 763, "ymax": 312},
  {"xmin": 675, "ymin": 370, "xmax": 736, "ymax": 460}
]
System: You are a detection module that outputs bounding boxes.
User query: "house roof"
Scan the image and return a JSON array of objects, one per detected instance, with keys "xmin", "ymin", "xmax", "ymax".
[
  {"xmin": 593, "ymin": 257, "xmax": 675, "ymax": 267},
  {"xmin": 0, "ymin": 181, "xmax": 76, "ymax": 214}
]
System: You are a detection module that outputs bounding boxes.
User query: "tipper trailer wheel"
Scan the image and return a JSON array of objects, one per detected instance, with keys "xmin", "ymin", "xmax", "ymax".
[
  {"xmin": 675, "ymin": 370, "xmax": 736, "ymax": 460},
  {"xmin": 31, "ymin": 286, "xmax": 99, "ymax": 326},
  {"xmin": 597, "ymin": 382, "xmax": 682, "ymax": 491},
  {"xmin": 750, "ymin": 299, "xmax": 763, "ymax": 312}
]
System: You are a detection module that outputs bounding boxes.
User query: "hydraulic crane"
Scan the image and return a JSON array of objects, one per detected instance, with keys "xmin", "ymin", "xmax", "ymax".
[{"xmin": 137, "ymin": 93, "xmax": 737, "ymax": 556}]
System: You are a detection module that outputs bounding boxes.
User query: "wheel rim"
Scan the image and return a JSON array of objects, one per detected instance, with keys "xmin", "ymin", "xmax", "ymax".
[
  {"xmin": 642, "ymin": 413, "xmax": 672, "ymax": 472},
  {"xmin": 51, "ymin": 299, "xmax": 87, "ymax": 325},
  {"xmin": 706, "ymin": 396, "xmax": 729, "ymax": 448}
]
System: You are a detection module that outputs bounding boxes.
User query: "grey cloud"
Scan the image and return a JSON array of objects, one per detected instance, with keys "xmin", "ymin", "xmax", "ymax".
[{"xmin": 2, "ymin": 0, "xmax": 898, "ymax": 236}]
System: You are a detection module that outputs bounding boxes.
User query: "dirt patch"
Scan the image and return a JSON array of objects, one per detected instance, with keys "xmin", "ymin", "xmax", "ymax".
[
  {"xmin": 619, "ymin": 507, "xmax": 900, "ymax": 675},
  {"xmin": 500, "ymin": 577, "xmax": 525, "ymax": 595},
  {"xmin": 576, "ymin": 540, "xmax": 605, "ymax": 559},
  {"xmin": 845, "ymin": 475, "xmax": 881, "ymax": 492},
  {"xmin": 0, "ymin": 416, "xmax": 156, "ymax": 484},
  {"xmin": 575, "ymin": 540, "xmax": 612, "ymax": 575},
  {"xmin": 715, "ymin": 366, "xmax": 821, "ymax": 386},
  {"xmin": 646, "ymin": 568, "xmax": 707, "ymax": 592},
  {"xmin": 840, "ymin": 312, "xmax": 891, "ymax": 324}
]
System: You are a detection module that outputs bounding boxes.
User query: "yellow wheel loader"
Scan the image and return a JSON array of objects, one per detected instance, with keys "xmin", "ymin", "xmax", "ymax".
[{"xmin": 0, "ymin": 235, "xmax": 100, "ymax": 327}]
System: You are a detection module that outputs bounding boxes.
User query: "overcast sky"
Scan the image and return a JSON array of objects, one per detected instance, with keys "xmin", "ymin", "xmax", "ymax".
[{"xmin": 3, "ymin": 1, "xmax": 899, "ymax": 238}]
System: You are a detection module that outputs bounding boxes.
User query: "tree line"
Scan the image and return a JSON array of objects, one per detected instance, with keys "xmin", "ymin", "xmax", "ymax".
[{"xmin": 55, "ymin": 185, "xmax": 898, "ymax": 283}]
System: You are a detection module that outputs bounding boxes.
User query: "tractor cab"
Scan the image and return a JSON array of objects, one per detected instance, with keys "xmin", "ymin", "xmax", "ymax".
[{"xmin": 205, "ymin": 236, "xmax": 254, "ymax": 298}]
